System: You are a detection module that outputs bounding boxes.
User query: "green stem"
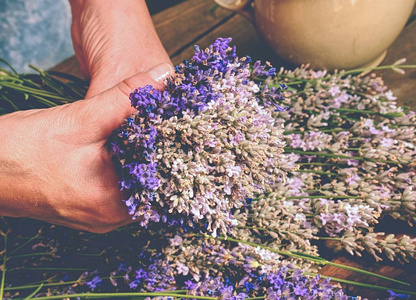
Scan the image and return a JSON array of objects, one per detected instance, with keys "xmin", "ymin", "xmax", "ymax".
[
  {"xmin": 0, "ymin": 58, "xmax": 18, "ymax": 74},
  {"xmin": 303, "ymin": 272, "xmax": 416, "ymax": 296},
  {"xmin": 5, "ymin": 276, "xmax": 123, "ymax": 292},
  {"xmin": 0, "ymin": 94, "xmax": 20, "ymax": 111},
  {"xmin": 23, "ymin": 283, "xmax": 43, "ymax": 300},
  {"xmin": 9, "ymin": 233, "xmax": 42, "ymax": 256},
  {"xmin": 285, "ymin": 80, "xmax": 307, "ymax": 86},
  {"xmin": 6, "ymin": 252, "xmax": 53, "ymax": 260},
  {"xmin": 297, "ymin": 162, "xmax": 334, "ymax": 166},
  {"xmin": 237, "ymin": 225, "xmax": 338, "ymax": 242},
  {"xmin": 334, "ymin": 108, "xmax": 404, "ymax": 118},
  {"xmin": 29, "ymin": 94, "xmax": 63, "ymax": 107},
  {"xmin": 339, "ymin": 114, "xmax": 361, "ymax": 122},
  {"xmin": 237, "ymin": 225, "xmax": 320, "ymax": 240},
  {"xmin": 237, "ymin": 225, "xmax": 285, "ymax": 235},
  {"xmin": 0, "ymin": 82, "xmax": 71, "ymax": 101},
  {"xmin": 295, "ymin": 169, "xmax": 337, "ymax": 176},
  {"xmin": 28, "ymin": 65, "xmax": 46, "ymax": 76},
  {"xmin": 340, "ymin": 64, "xmax": 416, "ymax": 76},
  {"xmin": 203, "ymin": 235, "xmax": 409, "ymax": 287},
  {"xmin": 14, "ymin": 236, "xmax": 45, "ymax": 241},
  {"xmin": 286, "ymin": 149, "xmax": 364, "ymax": 160},
  {"xmin": 75, "ymin": 252, "xmax": 102, "ymax": 257},
  {"xmin": 305, "ymin": 189, "xmax": 323, "ymax": 193},
  {"xmin": 261, "ymin": 195, "xmax": 362, "ymax": 200},
  {"xmin": 273, "ymin": 64, "xmax": 416, "ymax": 90},
  {"xmin": 8, "ymin": 267, "xmax": 90, "ymax": 272},
  {"xmin": 284, "ymin": 128, "xmax": 345, "ymax": 134},
  {"xmin": 285, "ymin": 149, "xmax": 402, "ymax": 165},
  {"xmin": 0, "ymin": 233, "xmax": 7, "ymax": 300},
  {"xmin": 317, "ymin": 237, "xmax": 342, "ymax": 241},
  {"xmin": 30, "ymin": 68, "xmax": 84, "ymax": 99}
]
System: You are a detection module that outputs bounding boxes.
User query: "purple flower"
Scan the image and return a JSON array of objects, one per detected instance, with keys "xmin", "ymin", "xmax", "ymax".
[
  {"xmin": 387, "ymin": 290, "xmax": 410, "ymax": 299},
  {"xmin": 111, "ymin": 37, "xmax": 289, "ymax": 233},
  {"xmin": 85, "ymin": 276, "xmax": 102, "ymax": 290}
]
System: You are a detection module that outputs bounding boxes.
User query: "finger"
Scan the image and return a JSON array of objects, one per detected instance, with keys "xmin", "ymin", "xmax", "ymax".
[
  {"xmin": 85, "ymin": 62, "xmax": 173, "ymax": 135},
  {"xmin": 69, "ymin": 8, "xmax": 90, "ymax": 80}
]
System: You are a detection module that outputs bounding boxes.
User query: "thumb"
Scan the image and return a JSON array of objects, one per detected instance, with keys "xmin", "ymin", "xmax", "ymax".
[{"xmin": 86, "ymin": 62, "xmax": 173, "ymax": 133}]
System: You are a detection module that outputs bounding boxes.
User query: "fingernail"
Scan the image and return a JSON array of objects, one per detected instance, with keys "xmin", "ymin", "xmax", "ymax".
[{"xmin": 147, "ymin": 63, "xmax": 173, "ymax": 82}]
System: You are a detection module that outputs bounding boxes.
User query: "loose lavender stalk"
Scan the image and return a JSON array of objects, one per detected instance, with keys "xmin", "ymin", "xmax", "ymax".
[
  {"xmin": 2, "ymin": 218, "xmax": 360, "ymax": 300},
  {"xmin": 0, "ymin": 59, "xmax": 87, "ymax": 114},
  {"xmin": 250, "ymin": 63, "xmax": 416, "ymax": 262}
]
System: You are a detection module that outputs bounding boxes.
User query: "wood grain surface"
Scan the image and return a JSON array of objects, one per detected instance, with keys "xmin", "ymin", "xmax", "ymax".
[{"xmin": 52, "ymin": 1, "xmax": 416, "ymax": 298}]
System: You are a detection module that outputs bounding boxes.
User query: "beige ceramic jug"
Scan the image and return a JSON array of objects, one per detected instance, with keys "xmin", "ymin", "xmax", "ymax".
[{"xmin": 214, "ymin": 0, "xmax": 416, "ymax": 70}]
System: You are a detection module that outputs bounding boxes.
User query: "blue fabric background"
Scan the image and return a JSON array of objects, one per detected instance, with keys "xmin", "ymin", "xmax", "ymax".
[{"xmin": 0, "ymin": 0, "xmax": 74, "ymax": 73}]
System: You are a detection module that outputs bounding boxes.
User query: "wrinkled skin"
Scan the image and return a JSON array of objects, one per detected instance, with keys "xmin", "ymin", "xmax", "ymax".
[{"xmin": 0, "ymin": 0, "xmax": 172, "ymax": 233}]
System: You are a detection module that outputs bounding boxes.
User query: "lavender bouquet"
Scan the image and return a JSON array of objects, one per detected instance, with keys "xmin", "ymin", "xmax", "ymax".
[
  {"xmin": 111, "ymin": 38, "xmax": 292, "ymax": 236},
  {"xmin": 1, "ymin": 38, "xmax": 416, "ymax": 299}
]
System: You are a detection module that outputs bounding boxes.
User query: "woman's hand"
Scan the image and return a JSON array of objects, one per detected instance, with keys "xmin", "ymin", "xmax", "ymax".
[
  {"xmin": 0, "ymin": 64, "xmax": 172, "ymax": 233},
  {"xmin": 69, "ymin": 0, "xmax": 171, "ymax": 97}
]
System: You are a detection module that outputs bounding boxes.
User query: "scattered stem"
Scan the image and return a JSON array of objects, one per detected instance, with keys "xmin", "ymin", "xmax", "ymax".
[
  {"xmin": 5, "ymin": 276, "xmax": 125, "ymax": 292},
  {"xmin": 7, "ymin": 252, "xmax": 53, "ymax": 260},
  {"xmin": 0, "ymin": 233, "xmax": 7, "ymax": 300},
  {"xmin": 295, "ymin": 169, "xmax": 338, "ymax": 176},
  {"xmin": 284, "ymin": 128, "xmax": 346, "ymax": 134},
  {"xmin": 9, "ymin": 233, "xmax": 43, "ymax": 256},
  {"xmin": 14, "ymin": 293, "xmax": 216, "ymax": 300},
  {"xmin": 303, "ymin": 272, "xmax": 416, "ymax": 296},
  {"xmin": 285, "ymin": 148, "xmax": 402, "ymax": 165},
  {"xmin": 23, "ymin": 283, "xmax": 43, "ymax": 300},
  {"xmin": 203, "ymin": 234, "xmax": 410, "ymax": 287}
]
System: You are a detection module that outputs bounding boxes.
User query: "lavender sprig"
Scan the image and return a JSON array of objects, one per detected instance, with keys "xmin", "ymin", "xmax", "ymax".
[{"xmin": 249, "ymin": 65, "xmax": 416, "ymax": 262}]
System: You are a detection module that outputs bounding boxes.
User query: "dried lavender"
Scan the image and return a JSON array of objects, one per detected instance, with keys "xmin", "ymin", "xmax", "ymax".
[
  {"xmin": 1, "ymin": 39, "xmax": 415, "ymax": 300},
  {"xmin": 111, "ymin": 38, "xmax": 292, "ymax": 236},
  {"xmin": 243, "ymin": 65, "xmax": 416, "ymax": 262},
  {"xmin": 1, "ymin": 218, "xmax": 355, "ymax": 300}
]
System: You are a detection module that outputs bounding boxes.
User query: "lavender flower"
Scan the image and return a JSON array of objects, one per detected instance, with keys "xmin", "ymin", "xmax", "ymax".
[
  {"xmin": 85, "ymin": 275, "xmax": 102, "ymax": 290},
  {"xmin": 112, "ymin": 37, "xmax": 292, "ymax": 236},
  {"xmin": 254, "ymin": 66, "xmax": 416, "ymax": 262},
  {"xmin": 183, "ymin": 269, "xmax": 349, "ymax": 300}
]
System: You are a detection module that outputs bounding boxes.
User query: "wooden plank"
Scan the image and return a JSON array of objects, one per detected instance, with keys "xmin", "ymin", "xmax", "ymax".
[
  {"xmin": 170, "ymin": 13, "xmax": 286, "ymax": 66},
  {"xmin": 376, "ymin": 19, "xmax": 416, "ymax": 109},
  {"xmin": 51, "ymin": 56, "xmax": 82, "ymax": 78},
  {"xmin": 320, "ymin": 256, "xmax": 416, "ymax": 298},
  {"xmin": 153, "ymin": 0, "xmax": 232, "ymax": 57},
  {"xmin": 146, "ymin": 0, "xmax": 184, "ymax": 15},
  {"xmin": 319, "ymin": 217, "xmax": 416, "ymax": 297}
]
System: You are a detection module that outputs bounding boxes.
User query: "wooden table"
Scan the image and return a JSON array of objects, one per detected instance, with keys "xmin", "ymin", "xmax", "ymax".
[{"xmin": 53, "ymin": 1, "xmax": 416, "ymax": 298}]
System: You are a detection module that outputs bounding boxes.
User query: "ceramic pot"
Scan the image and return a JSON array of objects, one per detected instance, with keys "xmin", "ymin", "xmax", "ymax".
[{"xmin": 214, "ymin": 0, "xmax": 416, "ymax": 70}]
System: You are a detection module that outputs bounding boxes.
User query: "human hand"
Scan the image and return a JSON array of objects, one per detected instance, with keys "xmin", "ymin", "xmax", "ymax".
[
  {"xmin": 0, "ymin": 63, "xmax": 172, "ymax": 233},
  {"xmin": 69, "ymin": 0, "xmax": 171, "ymax": 97}
]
